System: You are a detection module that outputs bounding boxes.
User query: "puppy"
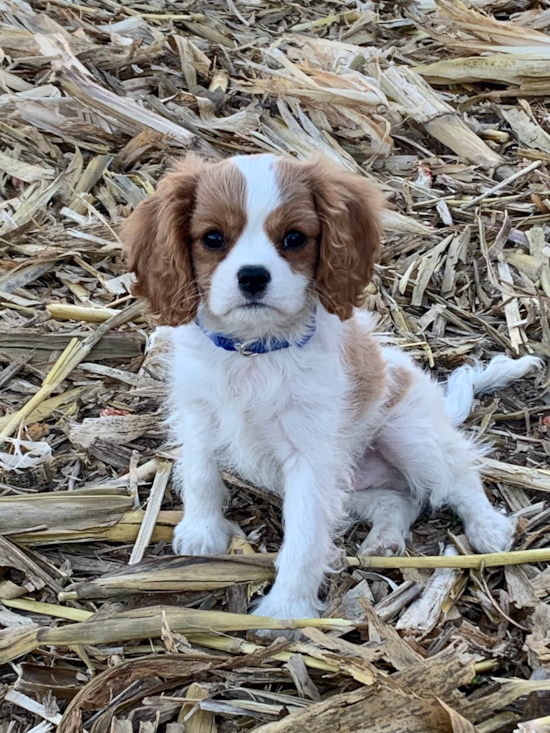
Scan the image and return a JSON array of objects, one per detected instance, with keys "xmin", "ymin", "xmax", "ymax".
[{"xmin": 122, "ymin": 153, "xmax": 541, "ymax": 622}]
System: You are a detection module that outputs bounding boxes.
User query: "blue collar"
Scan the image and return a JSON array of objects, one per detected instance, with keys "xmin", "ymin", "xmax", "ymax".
[{"xmin": 196, "ymin": 311, "xmax": 316, "ymax": 356}]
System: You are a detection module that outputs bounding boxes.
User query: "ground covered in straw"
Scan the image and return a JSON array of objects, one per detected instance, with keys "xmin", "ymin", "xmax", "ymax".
[{"xmin": 1, "ymin": 0, "xmax": 550, "ymax": 730}]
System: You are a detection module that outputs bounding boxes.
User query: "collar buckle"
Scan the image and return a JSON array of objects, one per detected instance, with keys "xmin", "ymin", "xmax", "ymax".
[{"xmin": 235, "ymin": 340, "xmax": 259, "ymax": 357}]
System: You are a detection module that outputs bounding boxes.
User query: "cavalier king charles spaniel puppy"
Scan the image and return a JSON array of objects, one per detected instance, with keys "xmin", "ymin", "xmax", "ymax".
[{"xmin": 122, "ymin": 153, "xmax": 541, "ymax": 623}]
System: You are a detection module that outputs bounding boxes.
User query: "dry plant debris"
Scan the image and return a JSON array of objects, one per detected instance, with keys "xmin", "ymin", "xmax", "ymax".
[{"xmin": 0, "ymin": 0, "xmax": 550, "ymax": 730}]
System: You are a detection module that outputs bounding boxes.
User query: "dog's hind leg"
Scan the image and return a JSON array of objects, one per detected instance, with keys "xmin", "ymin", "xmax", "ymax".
[
  {"xmin": 373, "ymin": 415, "xmax": 516, "ymax": 553},
  {"xmin": 350, "ymin": 486, "xmax": 422, "ymax": 556}
]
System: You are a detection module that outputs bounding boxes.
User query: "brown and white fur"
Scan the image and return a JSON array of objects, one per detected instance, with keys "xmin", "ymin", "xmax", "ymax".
[{"xmin": 122, "ymin": 153, "xmax": 541, "ymax": 623}]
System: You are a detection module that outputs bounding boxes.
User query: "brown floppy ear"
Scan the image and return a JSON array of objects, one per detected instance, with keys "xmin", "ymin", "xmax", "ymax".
[
  {"xmin": 121, "ymin": 154, "xmax": 206, "ymax": 326},
  {"xmin": 307, "ymin": 157, "xmax": 384, "ymax": 321}
]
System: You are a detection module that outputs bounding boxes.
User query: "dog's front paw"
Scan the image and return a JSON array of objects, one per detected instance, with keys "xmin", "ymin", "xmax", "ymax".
[
  {"xmin": 359, "ymin": 524, "xmax": 406, "ymax": 557},
  {"xmin": 172, "ymin": 515, "xmax": 243, "ymax": 556},
  {"xmin": 252, "ymin": 592, "xmax": 320, "ymax": 641},
  {"xmin": 466, "ymin": 510, "xmax": 516, "ymax": 554}
]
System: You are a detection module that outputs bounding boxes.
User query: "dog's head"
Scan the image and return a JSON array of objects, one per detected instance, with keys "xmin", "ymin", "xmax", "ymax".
[{"xmin": 122, "ymin": 153, "xmax": 383, "ymax": 332}]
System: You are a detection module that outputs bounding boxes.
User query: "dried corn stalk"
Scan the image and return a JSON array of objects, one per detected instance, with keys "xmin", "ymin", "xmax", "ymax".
[
  {"xmin": 60, "ymin": 555, "xmax": 276, "ymax": 600},
  {"xmin": 0, "ymin": 488, "xmax": 133, "ymax": 535},
  {"xmin": 379, "ymin": 66, "xmax": 503, "ymax": 169},
  {"xmin": 0, "ymin": 606, "xmax": 352, "ymax": 665},
  {"xmin": 416, "ymin": 0, "xmax": 550, "ymax": 55}
]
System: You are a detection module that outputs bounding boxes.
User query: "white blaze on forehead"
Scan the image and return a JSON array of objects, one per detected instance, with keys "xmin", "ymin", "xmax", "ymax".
[{"xmin": 231, "ymin": 155, "xmax": 282, "ymax": 234}]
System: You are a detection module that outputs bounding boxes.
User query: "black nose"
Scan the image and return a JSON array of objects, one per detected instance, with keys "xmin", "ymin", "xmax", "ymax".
[{"xmin": 237, "ymin": 266, "xmax": 271, "ymax": 297}]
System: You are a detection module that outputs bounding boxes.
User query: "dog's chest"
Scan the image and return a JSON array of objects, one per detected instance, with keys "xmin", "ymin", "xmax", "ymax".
[
  {"xmin": 210, "ymin": 352, "xmax": 340, "ymax": 484},
  {"xmin": 215, "ymin": 356, "xmax": 304, "ymax": 439}
]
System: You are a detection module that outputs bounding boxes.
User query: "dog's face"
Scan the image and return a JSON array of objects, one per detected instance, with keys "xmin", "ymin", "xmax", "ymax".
[{"xmin": 122, "ymin": 153, "xmax": 383, "ymax": 331}]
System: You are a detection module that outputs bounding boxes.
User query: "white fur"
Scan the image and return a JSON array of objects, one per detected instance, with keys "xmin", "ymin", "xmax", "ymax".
[
  {"xmin": 170, "ymin": 307, "xmax": 348, "ymax": 621},
  {"xmin": 166, "ymin": 155, "xmax": 543, "ymax": 623},
  {"xmin": 445, "ymin": 354, "xmax": 543, "ymax": 426},
  {"xmin": 206, "ymin": 155, "xmax": 311, "ymax": 336},
  {"xmin": 349, "ymin": 349, "xmax": 541, "ymax": 558}
]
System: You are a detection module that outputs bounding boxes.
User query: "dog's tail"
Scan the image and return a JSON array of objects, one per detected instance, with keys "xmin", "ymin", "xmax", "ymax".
[{"xmin": 445, "ymin": 355, "xmax": 543, "ymax": 427}]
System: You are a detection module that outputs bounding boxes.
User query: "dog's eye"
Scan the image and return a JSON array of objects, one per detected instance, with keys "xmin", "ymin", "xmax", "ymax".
[
  {"xmin": 283, "ymin": 231, "xmax": 307, "ymax": 250},
  {"xmin": 202, "ymin": 231, "xmax": 225, "ymax": 250}
]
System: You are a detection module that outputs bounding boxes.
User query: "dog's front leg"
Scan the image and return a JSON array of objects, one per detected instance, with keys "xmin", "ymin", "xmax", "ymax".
[
  {"xmin": 172, "ymin": 411, "xmax": 242, "ymax": 556},
  {"xmin": 254, "ymin": 454, "xmax": 344, "ymax": 625}
]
